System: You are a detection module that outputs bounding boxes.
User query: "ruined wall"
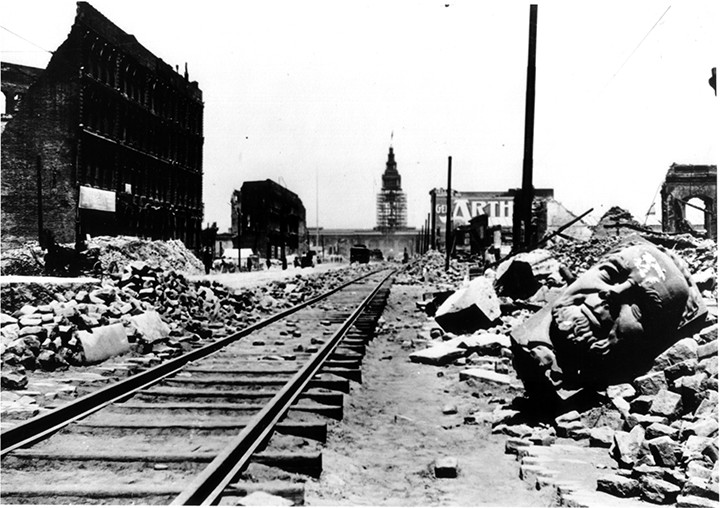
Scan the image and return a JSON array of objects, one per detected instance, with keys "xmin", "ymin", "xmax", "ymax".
[
  {"xmin": 1, "ymin": 55, "xmax": 81, "ymax": 248},
  {"xmin": 661, "ymin": 164, "xmax": 717, "ymax": 239}
]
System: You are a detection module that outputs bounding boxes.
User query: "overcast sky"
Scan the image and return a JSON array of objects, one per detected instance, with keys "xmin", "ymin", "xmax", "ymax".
[{"xmin": 2, "ymin": 1, "xmax": 717, "ymax": 232}]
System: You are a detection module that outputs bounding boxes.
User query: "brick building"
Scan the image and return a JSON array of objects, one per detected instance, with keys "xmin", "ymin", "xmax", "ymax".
[
  {"xmin": 1, "ymin": 2, "xmax": 204, "ymax": 250},
  {"xmin": 1, "ymin": 62, "xmax": 44, "ymax": 133},
  {"xmin": 231, "ymin": 180, "xmax": 307, "ymax": 261}
]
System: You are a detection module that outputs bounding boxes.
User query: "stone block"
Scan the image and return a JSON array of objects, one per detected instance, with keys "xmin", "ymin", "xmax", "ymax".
[
  {"xmin": 237, "ymin": 491, "xmax": 293, "ymax": 506},
  {"xmin": 665, "ymin": 359, "xmax": 699, "ymax": 382},
  {"xmin": 597, "ymin": 474, "xmax": 641, "ymax": 498},
  {"xmin": 646, "ymin": 422, "xmax": 679, "ymax": 440},
  {"xmin": 682, "ymin": 477, "xmax": 719, "ymax": 501},
  {"xmin": 648, "ymin": 436, "xmax": 681, "ymax": 467},
  {"xmin": 458, "ymin": 368, "xmax": 515, "ymax": 386},
  {"xmin": 505, "ymin": 437, "xmax": 533, "ymax": 455},
  {"xmin": 653, "ymin": 338, "xmax": 699, "ymax": 371},
  {"xmin": 77, "ymin": 323, "xmax": 130, "ymax": 364},
  {"xmin": 650, "ymin": 389, "xmax": 683, "ymax": 418},
  {"xmin": 634, "ymin": 371, "xmax": 668, "ymax": 396},
  {"xmin": 606, "ymin": 383, "xmax": 636, "ymax": 400},
  {"xmin": 409, "ymin": 344, "xmax": 465, "ymax": 366},
  {"xmin": 129, "ymin": 311, "xmax": 170, "ymax": 344},
  {"xmin": 434, "ymin": 277, "xmax": 500, "ymax": 334},
  {"xmin": 589, "ymin": 427, "xmax": 615, "ymax": 448},
  {"xmin": 697, "ymin": 340, "xmax": 718, "ymax": 360},
  {"xmin": 676, "ymin": 495, "xmax": 719, "ymax": 508},
  {"xmin": 434, "ymin": 457, "xmax": 458, "ymax": 478},
  {"xmin": 682, "ymin": 436, "xmax": 714, "ymax": 463},
  {"xmin": 611, "ymin": 426, "xmax": 648, "ymax": 468},
  {"xmin": 640, "ymin": 477, "xmax": 681, "ymax": 504}
]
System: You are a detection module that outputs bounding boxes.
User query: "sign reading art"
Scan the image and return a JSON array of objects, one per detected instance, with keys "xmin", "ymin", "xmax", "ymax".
[
  {"xmin": 433, "ymin": 191, "xmax": 515, "ymax": 231},
  {"xmin": 79, "ymin": 186, "xmax": 116, "ymax": 212}
]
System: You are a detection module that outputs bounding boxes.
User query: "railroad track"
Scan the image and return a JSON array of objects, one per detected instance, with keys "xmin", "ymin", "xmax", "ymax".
[{"xmin": 1, "ymin": 268, "xmax": 396, "ymax": 505}]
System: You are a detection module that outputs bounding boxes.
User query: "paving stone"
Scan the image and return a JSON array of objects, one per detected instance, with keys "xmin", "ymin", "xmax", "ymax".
[
  {"xmin": 640, "ymin": 476, "xmax": 681, "ymax": 504},
  {"xmin": 588, "ymin": 427, "xmax": 615, "ymax": 448},
  {"xmin": 648, "ymin": 436, "xmax": 681, "ymax": 467},
  {"xmin": 606, "ymin": 383, "xmax": 637, "ymax": 400},
  {"xmin": 505, "ymin": 437, "xmax": 533, "ymax": 455},
  {"xmin": 409, "ymin": 344, "xmax": 465, "ymax": 366},
  {"xmin": 434, "ymin": 457, "xmax": 458, "ymax": 478},
  {"xmin": 682, "ymin": 477, "xmax": 719, "ymax": 501},
  {"xmin": 237, "ymin": 491, "xmax": 293, "ymax": 506},
  {"xmin": 597, "ymin": 474, "xmax": 641, "ymax": 498},
  {"xmin": 676, "ymin": 494, "xmax": 720, "ymax": 508},
  {"xmin": 653, "ymin": 338, "xmax": 699, "ymax": 371},
  {"xmin": 611, "ymin": 426, "xmax": 649, "ymax": 468},
  {"xmin": 458, "ymin": 368, "xmax": 517, "ymax": 386},
  {"xmin": 634, "ymin": 371, "xmax": 669, "ymax": 396},
  {"xmin": 650, "ymin": 389, "xmax": 683, "ymax": 418},
  {"xmin": 696, "ymin": 340, "xmax": 718, "ymax": 360},
  {"xmin": 646, "ymin": 422, "xmax": 679, "ymax": 440}
]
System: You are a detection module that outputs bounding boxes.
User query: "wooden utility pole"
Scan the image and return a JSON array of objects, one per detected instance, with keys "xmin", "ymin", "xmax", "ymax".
[
  {"xmin": 430, "ymin": 190, "xmax": 437, "ymax": 249},
  {"xmin": 520, "ymin": 4, "xmax": 538, "ymax": 248},
  {"xmin": 445, "ymin": 156, "xmax": 452, "ymax": 272}
]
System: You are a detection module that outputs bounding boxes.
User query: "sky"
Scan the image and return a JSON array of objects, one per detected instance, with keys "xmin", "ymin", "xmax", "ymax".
[{"xmin": 1, "ymin": 0, "xmax": 717, "ymax": 233}]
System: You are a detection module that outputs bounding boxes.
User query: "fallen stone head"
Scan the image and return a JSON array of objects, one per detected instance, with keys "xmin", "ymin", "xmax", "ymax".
[{"xmin": 510, "ymin": 240, "xmax": 707, "ymax": 402}]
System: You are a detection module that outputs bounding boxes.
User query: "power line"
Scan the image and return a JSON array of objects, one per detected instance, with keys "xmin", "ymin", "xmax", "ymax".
[
  {"xmin": 0, "ymin": 25, "xmax": 53, "ymax": 55},
  {"xmin": 604, "ymin": 5, "xmax": 671, "ymax": 88}
]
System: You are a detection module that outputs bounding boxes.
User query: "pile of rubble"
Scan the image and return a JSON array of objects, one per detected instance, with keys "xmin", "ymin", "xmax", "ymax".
[
  {"xmin": 91, "ymin": 236, "xmax": 205, "ymax": 275},
  {"xmin": 405, "ymin": 230, "xmax": 718, "ymax": 506},
  {"xmin": 394, "ymin": 250, "xmax": 466, "ymax": 287},
  {"xmin": 1, "ymin": 261, "xmax": 375, "ymax": 391},
  {"xmin": 0, "ymin": 242, "xmax": 45, "ymax": 276}
]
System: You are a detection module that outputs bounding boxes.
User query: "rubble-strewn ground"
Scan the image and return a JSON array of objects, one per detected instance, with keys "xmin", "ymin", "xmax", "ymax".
[
  {"xmin": 1, "ymin": 227, "xmax": 717, "ymax": 506},
  {"xmin": 305, "ymin": 283, "xmax": 556, "ymax": 506}
]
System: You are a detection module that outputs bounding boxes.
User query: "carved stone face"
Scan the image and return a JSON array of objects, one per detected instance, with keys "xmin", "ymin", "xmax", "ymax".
[{"xmin": 511, "ymin": 241, "xmax": 706, "ymax": 396}]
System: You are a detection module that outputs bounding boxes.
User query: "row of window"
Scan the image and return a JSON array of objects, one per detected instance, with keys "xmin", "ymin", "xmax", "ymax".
[
  {"xmin": 115, "ymin": 196, "xmax": 201, "ymax": 248},
  {"xmin": 79, "ymin": 137, "xmax": 202, "ymax": 208},
  {"xmin": 83, "ymin": 88, "xmax": 202, "ymax": 171},
  {"xmin": 82, "ymin": 31, "xmax": 202, "ymax": 134}
]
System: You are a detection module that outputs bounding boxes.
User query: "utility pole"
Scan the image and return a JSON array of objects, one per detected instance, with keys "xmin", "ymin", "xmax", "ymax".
[
  {"xmin": 520, "ymin": 4, "xmax": 538, "ymax": 248},
  {"xmin": 445, "ymin": 156, "xmax": 452, "ymax": 272},
  {"xmin": 430, "ymin": 190, "xmax": 437, "ymax": 249},
  {"xmin": 36, "ymin": 155, "xmax": 43, "ymax": 244}
]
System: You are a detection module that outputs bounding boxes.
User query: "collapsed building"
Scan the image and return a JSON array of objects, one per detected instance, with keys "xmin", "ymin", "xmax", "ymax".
[
  {"xmin": 661, "ymin": 164, "xmax": 717, "ymax": 240},
  {"xmin": 1, "ymin": 2, "xmax": 204, "ymax": 252}
]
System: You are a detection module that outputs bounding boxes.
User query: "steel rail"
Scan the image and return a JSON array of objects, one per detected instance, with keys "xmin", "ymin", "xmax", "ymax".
[
  {"xmin": 0, "ymin": 267, "xmax": 388, "ymax": 456},
  {"xmin": 171, "ymin": 269, "xmax": 396, "ymax": 505}
]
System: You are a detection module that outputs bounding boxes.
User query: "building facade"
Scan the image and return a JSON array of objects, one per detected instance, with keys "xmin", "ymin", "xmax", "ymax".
[
  {"xmin": 1, "ymin": 2, "xmax": 204, "ymax": 250},
  {"xmin": 661, "ymin": 164, "xmax": 717, "ymax": 239},
  {"xmin": 429, "ymin": 188, "xmax": 558, "ymax": 251},
  {"xmin": 232, "ymin": 180, "xmax": 307, "ymax": 261}
]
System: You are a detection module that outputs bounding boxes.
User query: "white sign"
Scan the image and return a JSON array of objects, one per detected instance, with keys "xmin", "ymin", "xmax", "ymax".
[{"xmin": 79, "ymin": 186, "xmax": 116, "ymax": 212}]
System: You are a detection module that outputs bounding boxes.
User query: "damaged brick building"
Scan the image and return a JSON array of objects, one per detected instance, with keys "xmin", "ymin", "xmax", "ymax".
[
  {"xmin": 231, "ymin": 180, "xmax": 308, "ymax": 262},
  {"xmin": 1, "ymin": 2, "xmax": 204, "ymax": 251}
]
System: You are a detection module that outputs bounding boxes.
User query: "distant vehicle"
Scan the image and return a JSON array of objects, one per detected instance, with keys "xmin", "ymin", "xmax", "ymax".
[
  {"xmin": 300, "ymin": 250, "xmax": 316, "ymax": 268},
  {"xmin": 350, "ymin": 244, "xmax": 370, "ymax": 264},
  {"xmin": 370, "ymin": 249, "xmax": 384, "ymax": 261}
]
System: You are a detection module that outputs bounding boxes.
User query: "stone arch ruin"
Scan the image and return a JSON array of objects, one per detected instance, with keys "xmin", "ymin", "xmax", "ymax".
[{"xmin": 661, "ymin": 164, "xmax": 717, "ymax": 239}]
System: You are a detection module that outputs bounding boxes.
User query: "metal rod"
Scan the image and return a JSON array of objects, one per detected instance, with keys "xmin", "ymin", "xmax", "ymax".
[
  {"xmin": 445, "ymin": 156, "xmax": 452, "ymax": 271},
  {"xmin": 521, "ymin": 5, "xmax": 538, "ymax": 247}
]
